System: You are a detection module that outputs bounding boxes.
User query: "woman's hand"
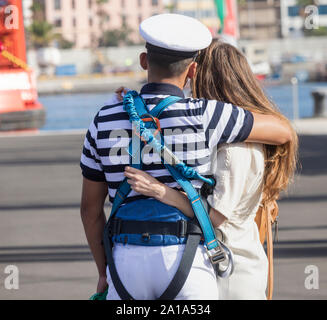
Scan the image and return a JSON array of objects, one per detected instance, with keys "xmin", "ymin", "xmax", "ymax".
[
  {"xmin": 124, "ymin": 166, "xmax": 166, "ymax": 201},
  {"xmin": 115, "ymin": 87, "xmax": 129, "ymax": 101},
  {"xmin": 124, "ymin": 166, "xmax": 195, "ymax": 218}
]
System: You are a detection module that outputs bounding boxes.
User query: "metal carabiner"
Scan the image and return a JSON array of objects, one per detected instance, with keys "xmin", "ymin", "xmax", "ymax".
[{"xmin": 216, "ymin": 240, "xmax": 235, "ymax": 279}]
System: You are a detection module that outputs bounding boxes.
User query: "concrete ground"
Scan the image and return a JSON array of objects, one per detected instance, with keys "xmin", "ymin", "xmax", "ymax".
[{"xmin": 0, "ymin": 130, "xmax": 326, "ymax": 300}]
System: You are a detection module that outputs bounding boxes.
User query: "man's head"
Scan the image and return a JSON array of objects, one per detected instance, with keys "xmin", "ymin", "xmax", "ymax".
[
  {"xmin": 139, "ymin": 50, "xmax": 197, "ymax": 86},
  {"xmin": 139, "ymin": 14, "xmax": 212, "ymax": 87}
]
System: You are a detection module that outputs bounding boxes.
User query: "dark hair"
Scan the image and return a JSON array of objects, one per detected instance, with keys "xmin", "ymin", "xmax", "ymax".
[{"xmin": 147, "ymin": 51, "xmax": 194, "ymax": 77}]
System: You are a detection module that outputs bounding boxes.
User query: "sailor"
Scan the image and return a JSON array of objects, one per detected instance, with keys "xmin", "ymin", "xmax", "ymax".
[{"xmin": 80, "ymin": 14, "xmax": 292, "ymax": 300}]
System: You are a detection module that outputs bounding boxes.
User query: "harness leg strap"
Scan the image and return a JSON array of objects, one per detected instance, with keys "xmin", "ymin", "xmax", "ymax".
[
  {"xmin": 158, "ymin": 234, "xmax": 201, "ymax": 300},
  {"xmin": 103, "ymin": 221, "xmax": 202, "ymax": 300},
  {"xmin": 103, "ymin": 223, "xmax": 134, "ymax": 300}
]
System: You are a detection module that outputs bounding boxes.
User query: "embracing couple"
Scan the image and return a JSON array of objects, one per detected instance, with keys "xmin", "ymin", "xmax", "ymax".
[{"xmin": 80, "ymin": 14, "xmax": 298, "ymax": 300}]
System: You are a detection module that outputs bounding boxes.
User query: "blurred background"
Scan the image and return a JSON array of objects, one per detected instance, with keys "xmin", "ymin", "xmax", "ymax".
[{"xmin": 0, "ymin": 0, "xmax": 326, "ymax": 300}]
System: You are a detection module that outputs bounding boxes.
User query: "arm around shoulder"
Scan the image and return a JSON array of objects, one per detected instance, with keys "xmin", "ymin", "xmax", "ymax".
[{"xmin": 246, "ymin": 113, "xmax": 294, "ymax": 145}]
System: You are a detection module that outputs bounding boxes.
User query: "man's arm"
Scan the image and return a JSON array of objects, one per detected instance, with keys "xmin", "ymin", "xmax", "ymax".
[
  {"xmin": 246, "ymin": 113, "xmax": 293, "ymax": 145},
  {"xmin": 202, "ymin": 101, "xmax": 294, "ymax": 150},
  {"xmin": 80, "ymin": 178, "xmax": 108, "ymax": 293}
]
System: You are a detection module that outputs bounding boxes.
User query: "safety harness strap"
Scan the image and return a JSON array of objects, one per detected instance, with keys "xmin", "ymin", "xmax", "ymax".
[
  {"xmin": 104, "ymin": 94, "xmax": 188, "ymax": 300},
  {"xmin": 104, "ymin": 223, "xmax": 201, "ymax": 300},
  {"xmin": 103, "ymin": 92, "xmax": 228, "ymax": 301},
  {"xmin": 109, "ymin": 95, "xmax": 181, "ymax": 219},
  {"xmin": 158, "ymin": 234, "xmax": 201, "ymax": 300},
  {"xmin": 123, "ymin": 91, "xmax": 220, "ymax": 251},
  {"xmin": 109, "ymin": 218, "xmax": 203, "ymax": 238},
  {"xmin": 163, "ymin": 163, "xmax": 219, "ymax": 251},
  {"xmin": 103, "ymin": 225, "xmax": 134, "ymax": 300}
]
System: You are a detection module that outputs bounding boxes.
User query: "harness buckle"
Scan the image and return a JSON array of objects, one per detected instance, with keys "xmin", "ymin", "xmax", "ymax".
[
  {"xmin": 206, "ymin": 245, "xmax": 227, "ymax": 265},
  {"xmin": 179, "ymin": 220, "xmax": 187, "ymax": 238}
]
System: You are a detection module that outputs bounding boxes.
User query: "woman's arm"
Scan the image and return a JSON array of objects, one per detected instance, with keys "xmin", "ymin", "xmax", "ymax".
[
  {"xmin": 124, "ymin": 166, "xmax": 194, "ymax": 218},
  {"xmin": 124, "ymin": 166, "xmax": 226, "ymax": 227}
]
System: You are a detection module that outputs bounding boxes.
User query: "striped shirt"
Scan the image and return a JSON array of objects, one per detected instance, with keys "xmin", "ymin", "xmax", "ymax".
[{"xmin": 80, "ymin": 83, "xmax": 254, "ymax": 205}]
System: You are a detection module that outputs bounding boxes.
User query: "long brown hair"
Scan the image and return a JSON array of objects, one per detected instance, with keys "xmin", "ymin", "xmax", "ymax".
[{"xmin": 192, "ymin": 39, "xmax": 298, "ymax": 204}]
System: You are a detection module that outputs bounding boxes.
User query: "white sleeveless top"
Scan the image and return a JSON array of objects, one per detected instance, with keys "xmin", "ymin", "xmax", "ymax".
[{"xmin": 207, "ymin": 143, "xmax": 268, "ymax": 300}]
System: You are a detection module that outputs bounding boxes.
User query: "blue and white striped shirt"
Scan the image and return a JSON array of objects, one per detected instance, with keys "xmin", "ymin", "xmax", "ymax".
[{"xmin": 80, "ymin": 83, "xmax": 254, "ymax": 204}]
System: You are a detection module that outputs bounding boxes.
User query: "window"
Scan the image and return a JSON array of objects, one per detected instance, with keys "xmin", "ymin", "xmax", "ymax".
[
  {"xmin": 319, "ymin": 5, "xmax": 327, "ymax": 15},
  {"xmin": 138, "ymin": 0, "xmax": 142, "ymax": 7},
  {"xmin": 122, "ymin": 15, "xmax": 127, "ymax": 26},
  {"xmin": 54, "ymin": 0, "xmax": 61, "ymax": 10},
  {"xmin": 121, "ymin": 0, "xmax": 125, "ymax": 8},
  {"xmin": 89, "ymin": 17, "xmax": 93, "ymax": 27},
  {"xmin": 72, "ymin": 0, "xmax": 75, "ymax": 10},
  {"xmin": 152, "ymin": 0, "xmax": 158, "ymax": 6},
  {"xmin": 73, "ymin": 17, "xmax": 76, "ymax": 28},
  {"xmin": 288, "ymin": 6, "xmax": 300, "ymax": 17},
  {"xmin": 54, "ymin": 18, "xmax": 62, "ymax": 27},
  {"xmin": 89, "ymin": 0, "xmax": 92, "ymax": 9}
]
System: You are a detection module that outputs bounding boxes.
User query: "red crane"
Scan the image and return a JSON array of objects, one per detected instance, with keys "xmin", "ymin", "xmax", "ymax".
[{"xmin": 0, "ymin": 0, "xmax": 45, "ymax": 131}]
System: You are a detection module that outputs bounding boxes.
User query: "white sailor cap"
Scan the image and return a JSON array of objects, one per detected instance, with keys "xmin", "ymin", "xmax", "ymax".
[{"xmin": 140, "ymin": 14, "xmax": 212, "ymax": 58}]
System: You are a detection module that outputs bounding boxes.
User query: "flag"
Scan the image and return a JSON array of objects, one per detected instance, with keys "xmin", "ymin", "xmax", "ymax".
[
  {"xmin": 214, "ymin": 0, "xmax": 226, "ymax": 34},
  {"xmin": 214, "ymin": 0, "xmax": 239, "ymax": 39}
]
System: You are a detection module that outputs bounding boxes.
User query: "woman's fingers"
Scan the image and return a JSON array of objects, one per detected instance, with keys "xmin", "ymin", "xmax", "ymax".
[
  {"xmin": 125, "ymin": 171, "xmax": 145, "ymax": 183},
  {"xmin": 125, "ymin": 166, "xmax": 141, "ymax": 174},
  {"xmin": 125, "ymin": 169, "xmax": 164, "ymax": 199},
  {"xmin": 115, "ymin": 87, "xmax": 128, "ymax": 101},
  {"xmin": 115, "ymin": 87, "xmax": 125, "ymax": 94},
  {"xmin": 127, "ymin": 179, "xmax": 149, "ymax": 195},
  {"xmin": 124, "ymin": 167, "xmax": 152, "ymax": 182},
  {"xmin": 124, "ymin": 171, "xmax": 135, "ymax": 179}
]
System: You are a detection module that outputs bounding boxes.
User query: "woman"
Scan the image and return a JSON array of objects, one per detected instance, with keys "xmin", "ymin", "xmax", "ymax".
[{"xmin": 123, "ymin": 39, "xmax": 298, "ymax": 300}]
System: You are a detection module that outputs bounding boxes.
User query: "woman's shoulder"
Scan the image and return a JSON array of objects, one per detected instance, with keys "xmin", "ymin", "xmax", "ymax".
[
  {"xmin": 215, "ymin": 143, "xmax": 265, "ymax": 172},
  {"xmin": 218, "ymin": 143, "xmax": 264, "ymax": 160}
]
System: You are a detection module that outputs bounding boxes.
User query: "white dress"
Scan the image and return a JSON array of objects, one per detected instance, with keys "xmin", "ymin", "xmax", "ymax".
[{"xmin": 207, "ymin": 143, "xmax": 268, "ymax": 300}]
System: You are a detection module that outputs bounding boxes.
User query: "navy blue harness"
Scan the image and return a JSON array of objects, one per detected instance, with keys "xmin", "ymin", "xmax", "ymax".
[{"xmin": 103, "ymin": 91, "xmax": 233, "ymax": 300}]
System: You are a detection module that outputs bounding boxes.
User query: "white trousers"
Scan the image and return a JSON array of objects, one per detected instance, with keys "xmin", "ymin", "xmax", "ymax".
[{"xmin": 106, "ymin": 243, "xmax": 219, "ymax": 300}]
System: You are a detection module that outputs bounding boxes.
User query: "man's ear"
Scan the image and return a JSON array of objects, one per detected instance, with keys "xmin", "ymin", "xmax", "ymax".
[
  {"xmin": 140, "ymin": 52, "xmax": 148, "ymax": 70},
  {"xmin": 186, "ymin": 61, "xmax": 197, "ymax": 80}
]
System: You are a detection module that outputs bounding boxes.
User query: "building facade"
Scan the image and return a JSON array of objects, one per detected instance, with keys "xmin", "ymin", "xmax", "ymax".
[
  {"xmin": 237, "ymin": 0, "xmax": 282, "ymax": 40},
  {"xmin": 169, "ymin": 0, "xmax": 220, "ymax": 34},
  {"xmin": 44, "ymin": 0, "xmax": 164, "ymax": 48}
]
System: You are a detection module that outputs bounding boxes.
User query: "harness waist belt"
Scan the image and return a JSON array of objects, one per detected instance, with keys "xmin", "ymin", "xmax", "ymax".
[{"xmin": 109, "ymin": 219, "xmax": 203, "ymax": 238}]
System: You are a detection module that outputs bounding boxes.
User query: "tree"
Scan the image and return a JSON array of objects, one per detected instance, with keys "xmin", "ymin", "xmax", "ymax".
[
  {"xmin": 96, "ymin": 0, "xmax": 110, "ymax": 36},
  {"xmin": 297, "ymin": 0, "xmax": 316, "ymax": 7},
  {"xmin": 165, "ymin": 1, "xmax": 177, "ymax": 13},
  {"xmin": 27, "ymin": 0, "xmax": 55, "ymax": 48},
  {"xmin": 98, "ymin": 23, "xmax": 133, "ymax": 47},
  {"xmin": 28, "ymin": 21, "xmax": 55, "ymax": 48},
  {"xmin": 54, "ymin": 35, "xmax": 75, "ymax": 49},
  {"xmin": 27, "ymin": 1, "xmax": 75, "ymax": 49}
]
